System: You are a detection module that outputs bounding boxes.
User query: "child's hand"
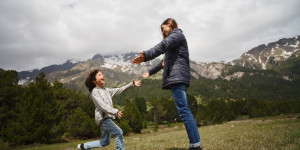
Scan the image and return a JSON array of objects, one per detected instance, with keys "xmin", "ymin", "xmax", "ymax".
[
  {"xmin": 117, "ymin": 110, "xmax": 123, "ymax": 119},
  {"xmin": 133, "ymin": 80, "xmax": 141, "ymax": 87}
]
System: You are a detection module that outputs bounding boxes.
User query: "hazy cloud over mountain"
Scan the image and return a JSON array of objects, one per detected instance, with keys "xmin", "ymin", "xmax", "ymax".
[{"xmin": 1, "ymin": 0, "xmax": 299, "ymax": 71}]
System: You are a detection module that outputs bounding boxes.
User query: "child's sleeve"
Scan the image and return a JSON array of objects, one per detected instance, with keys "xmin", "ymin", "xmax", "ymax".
[
  {"xmin": 91, "ymin": 91, "xmax": 119, "ymax": 115},
  {"xmin": 107, "ymin": 81, "xmax": 135, "ymax": 98}
]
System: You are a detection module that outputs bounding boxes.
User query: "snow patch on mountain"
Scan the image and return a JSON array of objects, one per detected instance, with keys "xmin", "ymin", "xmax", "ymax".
[
  {"xmin": 101, "ymin": 63, "xmax": 118, "ymax": 69},
  {"xmin": 289, "ymin": 41, "xmax": 299, "ymax": 48},
  {"xmin": 69, "ymin": 59, "xmax": 81, "ymax": 64},
  {"xmin": 122, "ymin": 66, "xmax": 130, "ymax": 72},
  {"xmin": 71, "ymin": 76, "xmax": 79, "ymax": 80},
  {"xmin": 284, "ymin": 43, "xmax": 288, "ymax": 46},
  {"xmin": 281, "ymin": 51, "xmax": 294, "ymax": 59},
  {"xmin": 259, "ymin": 51, "xmax": 263, "ymax": 64},
  {"xmin": 18, "ymin": 77, "xmax": 30, "ymax": 85},
  {"xmin": 104, "ymin": 55, "xmax": 131, "ymax": 66}
]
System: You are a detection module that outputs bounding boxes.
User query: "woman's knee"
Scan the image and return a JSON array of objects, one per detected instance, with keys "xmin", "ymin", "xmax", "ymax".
[
  {"xmin": 178, "ymin": 107, "xmax": 193, "ymax": 118},
  {"xmin": 178, "ymin": 106, "xmax": 191, "ymax": 114}
]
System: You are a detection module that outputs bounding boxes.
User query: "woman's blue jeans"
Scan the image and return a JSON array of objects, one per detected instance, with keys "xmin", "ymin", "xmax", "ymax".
[
  {"xmin": 83, "ymin": 118, "xmax": 124, "ymax": 150},
  {"xmin": 171, "ymin": 84, "xmax": 201, "ymax": 148}
]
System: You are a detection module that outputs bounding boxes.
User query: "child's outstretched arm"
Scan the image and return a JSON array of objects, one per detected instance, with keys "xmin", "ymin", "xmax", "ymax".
[{"xmin": 107, "ymin": 80, "xmax": 141, "ymax": 98}]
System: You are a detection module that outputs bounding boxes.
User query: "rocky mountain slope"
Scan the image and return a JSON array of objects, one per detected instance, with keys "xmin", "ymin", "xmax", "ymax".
[
  {"xmin": 230, "ymin": 36, "xmax": 300, "ymax": 69},
  {"xmin": 18, "ymin": 35, "xmax": 300, "ymax": 92}
]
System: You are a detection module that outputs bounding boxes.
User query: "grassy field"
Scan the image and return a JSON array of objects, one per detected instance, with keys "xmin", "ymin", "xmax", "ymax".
[{"xmin": 8, "ymin": 114, "xmax": 300, "ymax": 150}]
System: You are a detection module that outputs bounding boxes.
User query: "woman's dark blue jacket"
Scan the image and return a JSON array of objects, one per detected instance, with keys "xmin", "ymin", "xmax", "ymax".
[{"xmin": 143, "ymin": 28, "xmax": 190, "ymax": 90}]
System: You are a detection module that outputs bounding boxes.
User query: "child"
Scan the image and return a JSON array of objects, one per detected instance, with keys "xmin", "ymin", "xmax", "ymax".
[
  {"xmin": 78, "ymin": 69, "xmax": 141, "ymax": 150},
  {"xmin": 132, "ymin": 18, "xmax": 202, "ymax": 150}
]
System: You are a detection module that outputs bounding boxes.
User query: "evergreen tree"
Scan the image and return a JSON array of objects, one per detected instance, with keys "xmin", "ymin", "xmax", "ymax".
[
  {"xmin": 51, "ymin": 81, "xmax": 99, "ymax": 139},
  {"xmin": 2, "ymin": 73, "xmax": 60, "ymax": 144},
  {"xmin": 148, "ymin": 97, "xmax": 165, "ymax": 124},
  {"xmin": 116, "ymin": 121, "xmax": 132, "ymax": 136},
  {"xmin": 122, "ymin": 98, "xmax": 143, "ymax": 133},
  {"xmin": 64, "ymin": 108, "xmax": 100, "ymax": 138},
  {"xmin": 0, "ymin": 69, "xmax": 22, "ymax": 132},
  {"xmin": 159, "ymin": 98, "xmax": 177, "ymax": 123},
  {"xmin": 133, "ymin": 97, "xmax": 147, "ymax": 124},
  {"xmin": 187, "ymin": 93, "xmax": 198, "ymax": 115},
  {"xmin": 133, "ymin": 97, "xmax": 147, "ymax": 114}
]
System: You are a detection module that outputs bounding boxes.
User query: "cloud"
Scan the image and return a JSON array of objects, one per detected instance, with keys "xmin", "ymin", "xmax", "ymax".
[{"xmin": 0, "ymin": 0, "xmax": 299, "ymax": 71}]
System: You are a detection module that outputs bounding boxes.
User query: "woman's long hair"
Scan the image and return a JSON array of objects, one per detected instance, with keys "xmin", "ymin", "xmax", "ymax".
[
  {"xmin": 161, "ymin": 18, "xmax": 178, "ymax": 39},
  {"xmin": 85, "ymin": 69, "xmax": 101, "ymax": 92}
]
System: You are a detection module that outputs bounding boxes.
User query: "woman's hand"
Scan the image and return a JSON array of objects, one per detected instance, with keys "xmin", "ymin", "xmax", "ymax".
[
  {"xmin": 117, "ymin": 110, "xmax": 123, "ymax": 119},
  {"xmin": 132, "ymin": 52, "xmax": 145, "ymax": 64},
  {"xmin": 133, "ymin": 80, "xmax": 141, "ymax": 87},
  {"xmin": 142, "ymin": 72, "xmax": 149, "ymax": 78}
]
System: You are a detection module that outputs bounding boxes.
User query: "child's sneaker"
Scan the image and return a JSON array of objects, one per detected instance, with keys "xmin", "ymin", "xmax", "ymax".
[{"xmin": 77, "ymin": 144, "xmax": 85, "ymax": 150}]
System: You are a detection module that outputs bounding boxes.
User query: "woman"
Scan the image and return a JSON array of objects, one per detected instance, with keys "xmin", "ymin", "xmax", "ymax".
[{"xmin": 132, "ymin": 18, "xmax": 202, "ymax": 150}]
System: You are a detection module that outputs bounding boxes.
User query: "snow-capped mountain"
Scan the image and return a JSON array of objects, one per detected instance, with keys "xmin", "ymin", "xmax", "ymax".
[
  {"xmin": 17, "ymin": 35, "xmax": 300, "ymax": 91},
  {"xmin": 101, "ymin": 52, "xmax": 160, "ymax": 74},
  {"xmin": 18, "ymin": 52, "xmax": 162, "ymax": 93},
  {"xmin": 230, "ymin": 36, "xmax": 300, "ymax": 70}
]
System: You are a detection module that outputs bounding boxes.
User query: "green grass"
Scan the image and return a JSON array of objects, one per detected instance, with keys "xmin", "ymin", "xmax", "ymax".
[{"xmin": 8, "ymin": 115, "xmax": 300, "ymax": 150}]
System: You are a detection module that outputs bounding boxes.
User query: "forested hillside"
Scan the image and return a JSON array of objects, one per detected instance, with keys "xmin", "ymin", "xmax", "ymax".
[
  {"xmin": 1, "ymin": 53, "xmax": 300, "ymax": 147},
  {"xmin": 1, "ymin": 66, "xmax": 300, "ymax": 146},
  {"xmin": 114, "ymin": 59, "xmax": 300, "ymax": 105}
]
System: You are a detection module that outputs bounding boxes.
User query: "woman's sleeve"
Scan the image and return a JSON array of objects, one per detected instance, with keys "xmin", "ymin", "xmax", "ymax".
[
  {"xmin": 149, "ymin": 59, "xmax": 163, "ymax": 76},
  {"xmin": 107, "ymin": 82, "xmax": 135, "ymax": 98},
  {"xmin": 143, "ymin": 32, "xmax": 182, "ymax": 61},
  {"xmin": 91, "ymin": 91, "xmax": 119, "ymax": 115}
]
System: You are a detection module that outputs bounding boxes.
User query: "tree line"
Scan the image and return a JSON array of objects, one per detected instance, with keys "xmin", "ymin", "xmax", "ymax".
[
  {"xmin": 113, "ymin": 67, "xmax": 300, "ymax": 104},
  {"xmin": 1, "ymin": 68, "xmax": 300, "ymax": 147}
]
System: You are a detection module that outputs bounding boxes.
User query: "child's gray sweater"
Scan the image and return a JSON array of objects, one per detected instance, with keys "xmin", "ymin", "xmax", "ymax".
[{"xmin": 90, "ymin": 82, "xmax": 135, "ymax": 126}]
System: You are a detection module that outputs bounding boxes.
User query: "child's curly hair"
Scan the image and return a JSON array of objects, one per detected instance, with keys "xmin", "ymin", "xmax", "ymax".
[{"xmin": 85, "ymin": 69, "xmax": 101, "ymax": 92}]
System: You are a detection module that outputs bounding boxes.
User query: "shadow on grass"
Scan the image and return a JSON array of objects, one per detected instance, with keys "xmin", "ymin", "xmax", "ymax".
[{"xmin": 165, "ymin": 148, "xmax": 186, "ymax": 150}]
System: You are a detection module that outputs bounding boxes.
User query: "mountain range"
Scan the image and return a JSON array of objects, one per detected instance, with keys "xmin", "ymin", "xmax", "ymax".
[{"xmin": 18, "ymin": 35, "xmax": 300, "ymax": 93}]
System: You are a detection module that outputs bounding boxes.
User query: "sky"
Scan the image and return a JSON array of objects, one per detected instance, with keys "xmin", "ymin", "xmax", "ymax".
[{"xmin": 1, "ymin": 0, "xmax": 300, "ymax": 71}]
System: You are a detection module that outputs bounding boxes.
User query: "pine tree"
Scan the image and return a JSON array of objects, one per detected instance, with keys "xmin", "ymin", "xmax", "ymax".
[
  {"xmin": 1, "ymin": 73, "xmax": 60, "ymax": 144},
  {"xmin": 64, "ymin": 108, "xmax": 100, "ymax": 138},
  {"xmin": 122, "ymin": 98, "xmax": 143, "ymax": 133},
  {"xmin": 0, "ymin": 69, "xmax": 22, "ymax": 132},
  {"xmin": 133, "ymin": 97, "xmax": 147, "ymax": 114},
  {"xmin": 187, "ymin": 93, "xmax": 198, "ymax": 115}
]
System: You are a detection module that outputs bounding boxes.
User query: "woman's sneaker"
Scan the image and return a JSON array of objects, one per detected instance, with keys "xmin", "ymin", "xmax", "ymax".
[{"xmin": 188, "ymin": 146, "xmax": 202, "ymax": 150}]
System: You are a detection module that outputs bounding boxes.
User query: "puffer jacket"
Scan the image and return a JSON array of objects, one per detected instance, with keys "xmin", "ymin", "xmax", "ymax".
[
  {"xmin": 90, "ymin": 82, "xmax": 135, "ymax": 126},
  {"xmin": 143, "ymin": 28, "xmax": 190, "ymax": 89}
]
